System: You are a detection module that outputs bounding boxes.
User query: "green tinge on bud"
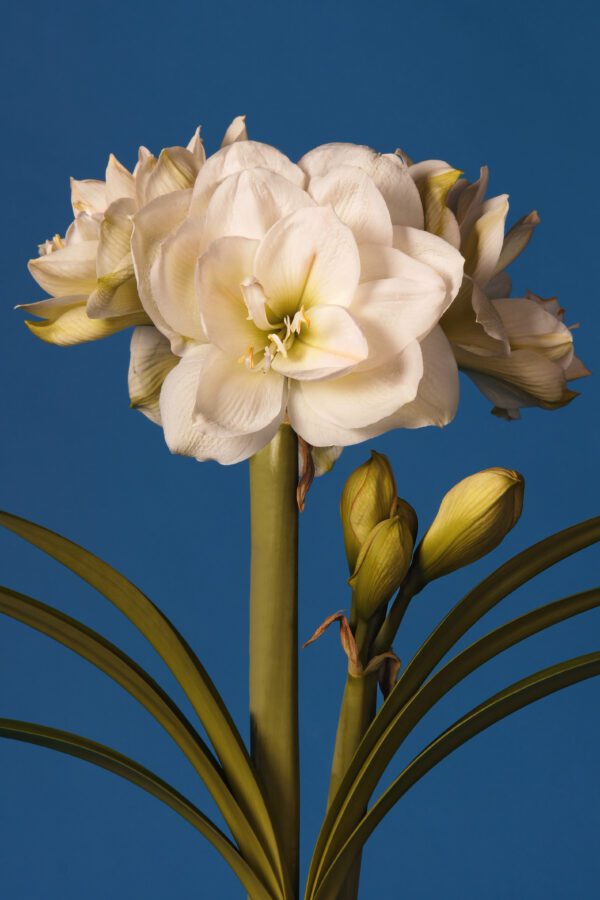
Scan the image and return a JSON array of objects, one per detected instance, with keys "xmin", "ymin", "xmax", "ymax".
[
  {"xmin": 340, "ymin": 451, "xmax": 397, "ymax": 572},
  {"xmin": 394, "ymin": 497, "xmax": 418, "ymax": 543},
  {"xmin": 349, "ymin": 516, "xmax": 414, "ymax": 620},
  {"xmin": 414, "ymin": 468, "xmax": 524, "ymax": 584}
]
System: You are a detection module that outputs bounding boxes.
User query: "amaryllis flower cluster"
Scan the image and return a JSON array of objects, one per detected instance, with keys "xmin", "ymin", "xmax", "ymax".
[{"xmin": 23, "ymin": 117, "xmax": 587, "ymax": 465}]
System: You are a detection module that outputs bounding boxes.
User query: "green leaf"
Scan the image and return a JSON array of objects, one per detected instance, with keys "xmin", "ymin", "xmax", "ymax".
[
  {"xmin": 0, "ymin": 718, "xmax": 274, "ymax": 900},
  {"xmin": 310, "ymin": 588, "xmax": 600, "ymax": 892},
  {"xmin": 0, "ymin": 512, "xmax": 286, "ymax": 898},
  {"xmin": 313, "ymin": 652, "xmax": 600, "ymax": 900},
  {"xmin": 0, "ymin": 584, "xmax": 276, "ymax": 890},
  {"xmin": 307, "ymin": 516, "xmax": 600, "ymax": 898}
]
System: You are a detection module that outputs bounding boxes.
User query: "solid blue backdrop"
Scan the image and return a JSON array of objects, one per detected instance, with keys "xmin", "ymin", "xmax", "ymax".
[{"xmin": 1, "ymin": 1, "xmax": 598, "ymax": 897}]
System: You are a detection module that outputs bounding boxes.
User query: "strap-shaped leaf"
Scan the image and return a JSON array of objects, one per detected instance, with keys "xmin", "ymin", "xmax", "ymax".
[
  {"xmin": 0, "ymin": 584, "xmax": 277, "ymax": 893},
  {"xmin": 310, "ymin": 588, "xmax": 600, "ymax": 891},
  {"xmin": 0, "ymin": 718, "xmax": 273, "ymax": 900},
  {"xmin": 0, "ymin": 511, "xmax": 286, "ymax": 897},
  {"xmin": 307, "ymin": 517, "xmax": 600, "ymax": 897},
  {"xmin": 313, "ymin": 652, "xmax": 600, "ymax": 900}
]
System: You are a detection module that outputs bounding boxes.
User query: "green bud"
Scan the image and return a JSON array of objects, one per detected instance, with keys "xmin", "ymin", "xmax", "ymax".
[
  {"xmin": 414, "ymin": 468, "xmax": 524, "ymax": 584},
  {"xmin": 394, "ymin": 497, "xmax": 418, "ymax": 543},
  {"xmin": 348, "ymin": 515, "xmax": 414, "ymax": 620},
  {"xmin": 340, "ymin": 452, "xmax": 397, "ymax": 572}
]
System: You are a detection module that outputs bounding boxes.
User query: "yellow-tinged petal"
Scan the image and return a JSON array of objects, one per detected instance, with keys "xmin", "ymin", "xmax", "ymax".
[
  {"xmin": 409, "ymin": 161, "xmax": 463, "ymax": 245},
  {"xmin": 128, "ymin": 326, "xmax": 178, "ymax": 423},
  {"xmin": 462, "ymin": 194, "xmax": 509, "ymax": 285},
  {"xmin": 20, "ymin": 296, "xmax": 149, "ymax": 346},
  {"xmin": 494, "ymin": 210, "xmax": 540, "ymax": 274},
  {"xmin": 28, "ymin": 241, "xmax": 98, "ymax": 296},
  {"xmin": 105, "ymin": 154, "xmax": 136, "ymax": 205},
  {"xmin": 70, "ymin": 177, "xmax": 107, "ymax": 216}
]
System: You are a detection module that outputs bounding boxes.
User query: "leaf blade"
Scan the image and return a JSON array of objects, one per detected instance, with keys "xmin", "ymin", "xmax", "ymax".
[
  {"xmin": 0, "ymin": 718, "xmax": 273, "ymax": 900},
  {"xmin": 314, "ymin": 652, "xmax": 600, "ymax": 899}
]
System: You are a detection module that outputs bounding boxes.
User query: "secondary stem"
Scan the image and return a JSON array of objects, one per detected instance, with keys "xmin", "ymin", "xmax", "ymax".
[{"xmin": 249, "ymin": 425, "xmax": 299, "ymax": 898}]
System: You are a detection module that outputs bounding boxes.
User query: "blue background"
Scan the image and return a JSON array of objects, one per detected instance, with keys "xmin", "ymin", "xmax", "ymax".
[{"xmin": 1, "ymin": 1, "xmax": 598, "ymax": 897}]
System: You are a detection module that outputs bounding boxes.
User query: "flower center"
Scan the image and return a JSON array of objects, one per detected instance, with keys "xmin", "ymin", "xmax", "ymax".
[{"xmin": 239, "ymin": 306, "xmax": 311, "ymax": 373}]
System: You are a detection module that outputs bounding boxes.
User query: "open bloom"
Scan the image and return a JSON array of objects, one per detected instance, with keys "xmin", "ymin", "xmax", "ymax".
[
  {"xmin": 21, "ymin": 122, "xmax": 244, "ymax": 345},
  {"xmin": 130, "ymin": 138, "xmax": 464, "ymax": 463},
  {"xmin": 412, "ymin": 164, "xmax": 588, "ymax": 418}
]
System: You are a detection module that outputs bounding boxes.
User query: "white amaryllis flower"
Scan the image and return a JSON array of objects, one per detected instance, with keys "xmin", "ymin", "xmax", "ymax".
[
  {"xmin": 20, "ymin": 125, "xmax": 226, "ymax": 345},
  {"xmin": 129, "ymin": 139, "xmax": 464, "ymax": 464},
  {"xmin": 412, "ymin": 163, "xmax": 588, "ymax": 418}
]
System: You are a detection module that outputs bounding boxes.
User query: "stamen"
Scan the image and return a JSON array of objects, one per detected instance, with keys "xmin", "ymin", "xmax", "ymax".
[
  {"xmin": 237, "ymin": 346, "xmax": 255, "ymax": 369},
  {"xmin": 268, "ymin": 332, "xmax": 288, "ymax": 357}
]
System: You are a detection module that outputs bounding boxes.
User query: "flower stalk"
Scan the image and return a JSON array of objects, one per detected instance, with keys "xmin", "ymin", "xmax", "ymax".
[{"xmin": 249, "ymin": 424, "xmax": 300, "ymax": 897}]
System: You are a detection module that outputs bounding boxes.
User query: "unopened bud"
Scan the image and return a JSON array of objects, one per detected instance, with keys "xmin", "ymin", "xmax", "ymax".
[
  {"xmin": 349, "ymin": 516, "xmax": 414, "ymax": 620},
  {"xmin": 340, "ymin": 452, "xmax": 397, "ymax": 572},
  {"xmin": 395, "ymin": 497, "xmax": 418, "ymax": 543},
  {"xmin": 414, "ymin": 468, "xmax": 524, "ymax": 584}
]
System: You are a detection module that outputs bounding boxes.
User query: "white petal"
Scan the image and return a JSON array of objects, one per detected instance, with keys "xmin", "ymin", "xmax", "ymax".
[
  {"xmin": 105, "ymin": 154, "xmax": 136, "ymax": 205},
  {"xmin": 201, "ymin": 167, "xmax": 314, "ymax": 245},
  {"xmin": 70, "ymin": 177, "xmax": 107, "ymax": 216},
  {"xmin": 96, "ymin": 198, "xmax": 135, "ymax": 277},
  {"xmin": 455, "ymin": 346, "xmax": 577, "ymax": 407},
  {"xmin": 253, "ymin": 206, "xmax": 360, "ymax": 318},
  {"xmin": 28, "ymin": 241, "xmax": 98, "ymax": 296},
  {"xmin": 288, "ymin": 340, "xmax": 423, "ymax": 442},
  {"xmin": 136, "ymin": 148, "xmax": 200, "ymax": 206},
  {"xmin": 359, "ymin": 243, "xmax": 445, "ymax": 284},
  {"xmin": 392, "ymin": 225, "xmax": 464, "ymax": 300},
  {"xmin": 241, "ymin": 278, "xmax": 278, "ymax": 331},
  {"xmin": 493, "ymin": 297, "xmax": 573, "ymax": 361},
  {"xmin": 196, "ymin": 236, "xmax": 265, "ymax": 355},
  {"xmin": 128, "ymin": 326, "xmax": 178, "ymax": 423},
  {"xmin": 441, "ymin": 280, "xmax": 509, "ymax": 356},
  {"xmin": 494, "ymin": 210, "xmax": 540, "ymax": 274},
  {"xmin": 381, "ymin": 326, "xmax": 459, "ymax": 428},
  {"xmin": 151, "ymin": 215, "xmax": 208, "ymax": 342},
  {"xmin": 271, "ymin": 305, "xmax": 368, "ymax": 380},
  {"xmin": 193, "ymin": 346, "xmax": 286, "ymax": 436},
  {"xmin": 160, "ymin": 346, "xmax": 279, "ymax": 463},
  {"xmin": 221, "ymin": 115, "xmax": 248, "ymax": 146},
  {"xmin": 299, "ymin": 143, "xmax": 423, "ymax": 228},
  {"xmin": 449, "ymin": 166, "xmax": 490, "ymax": 239},
  {"xmin": 65, "ymin": 213, "xmax": 101, "ymax": 245},
  {"xmin": 350, "ymin": 273, "xmax": 448, "ymax": 366},
  {"xmin": 190, "ymin": 140, "xmax": 306, "ymax": 216},
  {"xmin": 187, "ymin": 127, "xmax": 206, "ymax": 166},
  {"xmin": 308, "ymin": 165, "xmax": 393, "ymax": 245},
  {"xmin": 131, "ymin": 189, "xmax": 193, "ymax": 348},
  {"xmin": 462, "ymin": 194, "xmax": 509, "ymax": 286}
]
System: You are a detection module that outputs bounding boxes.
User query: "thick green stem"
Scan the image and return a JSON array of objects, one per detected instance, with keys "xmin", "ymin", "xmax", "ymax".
[{"xmin": 249, "ymin": 425, "xmax": 299, "ymax": 897}]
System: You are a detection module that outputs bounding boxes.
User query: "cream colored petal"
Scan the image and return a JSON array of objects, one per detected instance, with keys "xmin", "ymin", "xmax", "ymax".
[
  {"xmin": 253, "ymin": 206, "xmax": 360, "ymax": 319},
  {"xmin": 462, "ymin": 194, "xmax": 509, "ymax": 286},
  {"xmin": 151, "ymin": 215, "xmax": 208, "ymax": 342},
  {"xmin": 193, "ymin": 345, "xmax": 287, "ymax": 437},
  {"xmin": 450, "ymin": 166, "xmax": 490, "ymax": 239},
  {"xmin": 196, "ymin": 236, "xmax": 265, "ymax": 355},
  {"xmin": 409, "ymin": 160, "xmax": 462, "ymax": 247},
  {"xmin": 19, "ymin": 295, "xmax": 148, "ymax": 345},
  {"xmin": 564, "ymin": 355, "xmax": 591, "ymax": 380},
  {"xmin": 493, "ymin": 297, "xmax": 573, "ymax": 362},
  {"xmin": 187, "ymin": 127, "xmax": 206, "ymax": 166},
  {"xmin": 271, "ymin": 305, "xmax": 368, "ymax": 380},
  {"xmin": 137, "ymin": 147, "xmax": 200, "ymax": 206},
  {"xmin": 442, "ymin": 280, "xmax": 509, "ymax": 356},
  {"xmin": 456, "ymin": 345, "xmax": 578, "ymax": 408},
  {"xmin": 190, "ymin": 140, "xmax": 306, "ymax": 215},
  {"xmin": 105, "ymin": 154, "xmax": 136, "ymax": 205},
  {"xmin": 70, "ymin": 177, "xmax": 107, "ymax": 216},
  {"xmin": 381, "ymin": 326, "xmax": 459, "ymax": 428},
  {"xmin": 288, "ymin": 340, "xmax": 423, "ymax": 442},
  {"xmin": 159, "ymin": 347, "xmax": 280, "ymax": 463},
  {"xmin": 485, "ymin": 270, "xmax": 512, "ymax": 299},
  {"xmin": 392, "ymin": 225, "xmax": 464, "ymax": 300},
  {"xmin": 221, "ymin": 115, "xmax": 248, "ymax": 147},
  {"xmin": 65, "ymin": 213, "xmax": 101, "ymax": 245},
  {"xmin": 128, "ymin": 326, "xmax": 178, "ymax": 423},
  {"xmin": 494, "ymin": 210, "xmax": 540, "ymax": 274},
  {"xmin": 131, "ymin": 189, "xmax": 193, "ymax": 349},
  {"xmin": 350, "ymin": 273, "xmax": 448, "ymax": 368},
  {"xmin": 308, "ymin": 165, "xmax": 393, "ymax": 245},
  {"xmin": 96, "ymin": 198, "xmax": 136, "ymax": 277},
  {"xmin": 241, "ymin": 279, "xmax": 278, "ymax": 331},
  {"xmin": 201, "ymin": 167, "xmax": 314, "ymax": 245},
  {"xmin": 299, "ymin": 143, "xmax": 423, "ymax": 228},
  {"xmin": 87, "ymin": 272, "xmax": 140, "ymax": 319},
  {"xmin": 28, "ymin": 241, "xmax": 98, "ymax": 296}
]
